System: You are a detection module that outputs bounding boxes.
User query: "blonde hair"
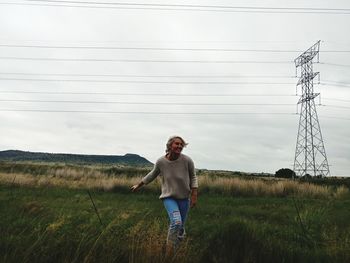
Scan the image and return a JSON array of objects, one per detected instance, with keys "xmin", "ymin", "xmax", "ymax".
[{"xmin": 166, "ymin": 136, "xmax": 188, "ymax": 153}]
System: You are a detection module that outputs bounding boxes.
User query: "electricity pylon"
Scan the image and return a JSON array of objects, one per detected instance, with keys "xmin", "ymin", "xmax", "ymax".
[{"xmin": 293, "ymin": 40, "xmax": 330, "ymax": 177}]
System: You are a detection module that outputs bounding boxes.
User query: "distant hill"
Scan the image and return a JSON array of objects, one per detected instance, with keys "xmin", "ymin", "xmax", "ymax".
[{"xmin": 0, "ymin": 150, "xmax": 152, "ymax": 166}]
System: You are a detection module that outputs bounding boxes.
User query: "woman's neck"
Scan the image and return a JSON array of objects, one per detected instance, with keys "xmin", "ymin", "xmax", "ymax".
[{"xmin": 166, "ymin": 152, "xmax": 180, "ymax": 161}]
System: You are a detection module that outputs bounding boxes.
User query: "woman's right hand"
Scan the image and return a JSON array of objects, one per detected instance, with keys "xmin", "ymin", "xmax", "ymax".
[{"xmin": 130, "ymin": 182, "xmax": 144, "ymax": 192}]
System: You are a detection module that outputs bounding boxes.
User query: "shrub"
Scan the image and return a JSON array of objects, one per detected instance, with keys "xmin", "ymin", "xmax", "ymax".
[{"xmin": 275, "ymin": 168, "xmax": 296, "ymax": 179}]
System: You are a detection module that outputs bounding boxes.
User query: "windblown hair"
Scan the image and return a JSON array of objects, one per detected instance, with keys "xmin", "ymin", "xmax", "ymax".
[{"xmin": 165, "ymin": 136, "xmax": 188, "ymax": 153}]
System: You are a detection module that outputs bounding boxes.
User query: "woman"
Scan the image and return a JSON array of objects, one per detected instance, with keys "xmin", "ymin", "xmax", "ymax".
[{"xmin": 130, "ymin": 136, "xmax": 198, "ymax": 252}]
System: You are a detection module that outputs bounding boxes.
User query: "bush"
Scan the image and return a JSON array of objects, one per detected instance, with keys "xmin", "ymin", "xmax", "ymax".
[{"xmin": 275, "ymin": 168, "xmax": 296, "ymax": 179}]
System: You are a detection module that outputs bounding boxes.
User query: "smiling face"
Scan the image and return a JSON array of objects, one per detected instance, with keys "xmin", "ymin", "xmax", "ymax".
[
  {"xmin": 170, "ymin": 138, "xmax": 184, "ymax": 155},
  {"xmin": 165, "ymin": 136, "xmax": 188, "ymax": 155}
]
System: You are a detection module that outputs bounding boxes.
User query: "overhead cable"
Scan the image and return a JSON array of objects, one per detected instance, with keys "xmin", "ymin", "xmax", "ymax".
[
  {"xmin": 320, "ymin": 83, "xmax": 350, "ymax": 88},
  {"xmin": 323, "ymin": 105, "xmax": 350, "ymax": 110},
  {"xmin": 0, "ymin": 72, "xmax": 296, "ymax": 79},
  {"xmin": 320, "ymin": 63, "xmax": 350, "ymax": 68},
  {"xmin": 320, "ymin": 115, "xmax": 350, "ymax": 121},
  {"xmin": 1, "ymin": 1, "xmax": 350, "ymax": 14},
  {"xmin": 0, "ymin": 99, "xmax": 297, "ymax": 106},
  {"xmin": 0, "ymin": 56, "xmax": 293, "ymax": 64},
  {"xmin": 323, "ymin": 98, "xmax": 350, "ymax": 103},
  {"xmin": 0, "ymin": 90, "xmax": 298, "ymax": 97},
  {"xmin": 0, "ymin": 109, "xmax": 299, "ymax": 115},
  {"xmin": 0, "ymin": 43, "xmax": 349, "ymax": 53},
  {"xmin": 0, "ymin": 77, "xmax": 295, "ymax": 84}
]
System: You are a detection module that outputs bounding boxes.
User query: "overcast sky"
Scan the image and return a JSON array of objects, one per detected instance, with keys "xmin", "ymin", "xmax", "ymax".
[{"xmin": 0, "ymin": 0, "xmax": 349, "ymax": 176}]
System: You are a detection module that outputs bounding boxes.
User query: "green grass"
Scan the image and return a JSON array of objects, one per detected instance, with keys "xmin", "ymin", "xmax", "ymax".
[{"xmin": 1, "ymin": 183, "xmax": 350, "ymax": 263}]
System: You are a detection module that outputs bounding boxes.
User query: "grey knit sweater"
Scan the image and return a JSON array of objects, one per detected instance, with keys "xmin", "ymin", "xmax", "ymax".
[{"xmin": 141, "ymin": 154, "xmax": 198, "ymax": 199}]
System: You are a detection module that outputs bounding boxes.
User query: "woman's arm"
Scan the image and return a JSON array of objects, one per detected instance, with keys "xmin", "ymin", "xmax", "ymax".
[
  {"xmin": 130, "ymin": 161, "xmax": 160, "ymax": 192},
  {"xmin": 188, "ymin": 158, "xmax": 198, "ymax": 190},
  {"xmin": 190, "ymin": 188, "xmax": 198, "ymax": 208},
  {"xmin": 188, "ymin": 157, "xmax": 198, "ymax": 208}
]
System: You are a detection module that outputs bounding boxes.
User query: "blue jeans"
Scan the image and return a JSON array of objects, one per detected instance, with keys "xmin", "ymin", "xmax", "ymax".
[{"xmin": 162, "ymin": 197, "xmax": 190, "ymax": 250}]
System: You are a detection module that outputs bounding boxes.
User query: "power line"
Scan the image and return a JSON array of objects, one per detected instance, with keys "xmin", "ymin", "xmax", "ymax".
[
  {"xmin": 1, "ymin": 74, "xmax": 346, "ymax": 86},
  {"xmin": 320, "ymin": 63, "xmax": 350, "ymax": 68},
  {"xmin": 1, "ymin": 92, "xmax": 346, "ymax": 104},
  {"xmin": 0, "ymin": 108, "xmax": 299, "ymax": 115},
  {"xmin": 0, "ymin": 90, "xmax": 298, "ymax": 97},
  {"xmin": 0, "ymin": 104, "xmax": 346, "ymax": 117},
  {"xmin": 0, "ymin": 56, "xmax": 293, "ymax": 64},
  {"xmin": 322, "ymin": 80, "xmax": 350, "ymax": 86},
  {"xmin": 0, "ymin": 43, "xmax": 349, "ymax": 53},
  {"xmin": 321, "ymin": 83, "xmax": 350, "ymax": 88},
  {"xmin": 2, "ymin": 1, "xmax": 350, "ymax": 14},
  {"xmin": 323, "ymin": 104, "xmax": 350, "ymax": 110},
  {"xmin": 323, "ymin": 80, "xmax": 350, "ymax": 84},
  {"xmin": 0, "ymin": 44, "xmax": 301, "ymax": 52},
  {"xmin": 323, "ymin": 98, "xmax": 350, "ymax": 103},
  {"xmin": 0, "ymin": 99, "xmax": 297, "ymax": 106},
  {"xmin": 321, "ymin": 115, "xmax": 350, "ymax": 121},
  {"xmin": 0, "ymin": 72, "xmax": 296, "ymax": 79},
  {"xmin": 25, "ymin": 0, "xmax": 350, "ymax": 11},
  {"xmin": 0, "ymin": 77, "xmax": 295, "ymax": 85},
  {"xmin": 0, "ymin": 39, "xmax": 321, "ymax": 44},
  {"xmin": 0, "ymin": 2, "xmax": 311, "ymax": 14}
]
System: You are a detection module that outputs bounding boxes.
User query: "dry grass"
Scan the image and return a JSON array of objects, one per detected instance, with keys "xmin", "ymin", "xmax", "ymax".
[
  {"xmin": 199, "ymin": 176, "xmax": 346, "ymax": 198},
  {"xmin": 333, "ymin": 185, "xmax": 349, "ymax": 199},
  {"xmin": 0, "ymin": 171, "xmax": 152, "ymax": 192},
  {"xmin": 0, "ymin": 170, "xmax": 348, "ymax": 199}
]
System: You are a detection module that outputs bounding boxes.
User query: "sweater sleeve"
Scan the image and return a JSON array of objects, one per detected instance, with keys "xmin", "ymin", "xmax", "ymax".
[
  {"xmin": 188, "ymin": 158, "xmax": 198, "ymax": 188},
  {"xmin": 142, "ymin": 161, "xmax": 161, "ymax": 185}
]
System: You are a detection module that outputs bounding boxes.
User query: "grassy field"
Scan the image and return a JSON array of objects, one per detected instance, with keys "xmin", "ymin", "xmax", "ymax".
[{"xmin": 1, "ymin": 162, "xmax": 350, "ymax": 263}]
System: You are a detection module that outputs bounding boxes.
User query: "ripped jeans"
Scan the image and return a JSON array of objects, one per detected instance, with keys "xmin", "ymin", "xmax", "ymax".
[{"xmin": 162, "ymin": 197, "xmax": 190, "ymax": 250}]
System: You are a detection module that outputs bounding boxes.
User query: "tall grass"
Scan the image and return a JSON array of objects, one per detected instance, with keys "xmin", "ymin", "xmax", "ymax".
[
  {"xmin": 199, "ymin": 176, "xmax": 349, "ymax": 199},
  {"xmin": 128, "ymin": 219, "xmax": 191, "ymax": 263},
  {"xmin": 0, "ymin": 170, "xmax": 348, "ymax": 199},
  {"xmin": 0, "ymin": 172, "xmax": 152, "ymax": 192},
  {"xmin": 0, "ymin": 162, "xmax": 150, "ymax": 178}
]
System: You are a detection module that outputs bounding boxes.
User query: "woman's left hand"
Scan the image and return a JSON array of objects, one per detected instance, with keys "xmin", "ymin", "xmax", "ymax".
[{"xmin": 190, "ymin": 188, "xmax": 198, "ymax": 208}]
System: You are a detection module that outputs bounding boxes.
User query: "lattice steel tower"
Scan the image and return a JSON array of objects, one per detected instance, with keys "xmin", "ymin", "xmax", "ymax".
[{"xmin": 293, "ymin": 41, "xmax": 330, "ymax": 177}]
